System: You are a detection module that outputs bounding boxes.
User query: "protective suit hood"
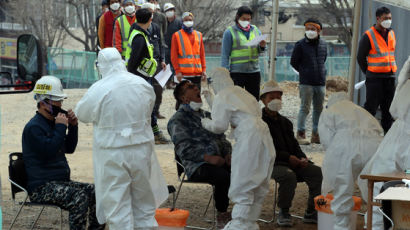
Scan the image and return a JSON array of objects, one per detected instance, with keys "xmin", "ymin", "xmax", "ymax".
[
  {"xmin": 327, "ymin": 92, "xmax": 349, "ymax": 108},
  {"xmin": 396, "ymin": 56, "xmax": 410, "ymax": 91},
  {"xmin": 97, "ymin": 48, "xmax": 127, "ymax": 78},
  {"xmin": 210, "ymin": 67, "xmax": 234, "ymax": 95}
]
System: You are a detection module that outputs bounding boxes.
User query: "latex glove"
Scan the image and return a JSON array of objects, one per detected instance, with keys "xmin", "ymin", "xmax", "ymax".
[
  {"xmin": 201, "ymin": 118, "xmax": 212, "ymax": 131},
  {"xmin": 202, "ymin": 90, "xmax": 214, "ymax": 108}
]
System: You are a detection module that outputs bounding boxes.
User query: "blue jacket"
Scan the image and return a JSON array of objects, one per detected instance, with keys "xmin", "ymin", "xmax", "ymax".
[
  {"xmin": 290, "ymin": 37, "xmax": 327, "ymax": 86},
  {"xmin": 167, "ymin": 105, "xmax": 232, "ymax": 179},
  {"xmin": 22, "ymin": 112, "xmax": 78, "ymax": 193},
  {"xmin": 221, "ymin": 24, "xmax": 265, "ymax": 73}
]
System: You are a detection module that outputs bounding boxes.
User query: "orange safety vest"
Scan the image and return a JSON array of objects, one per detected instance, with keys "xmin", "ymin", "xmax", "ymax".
[
  {"xmin": 365, "ymin": 26, "xmax": 397, "ymax": 73},
  {"xmin": 175, "ymin": 30, "xmax": 203, "ymax": 75}
]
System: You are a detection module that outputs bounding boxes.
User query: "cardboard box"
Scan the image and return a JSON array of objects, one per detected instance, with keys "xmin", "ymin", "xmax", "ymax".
[{"xmin": 376, "ymin": 187, "xmax": 410, "ymax": 230}]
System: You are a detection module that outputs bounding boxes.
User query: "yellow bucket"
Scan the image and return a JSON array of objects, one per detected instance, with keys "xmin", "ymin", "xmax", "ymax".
[{"xmin": 155, "ymin": 208, "xmax": 190, "ymax": 227}]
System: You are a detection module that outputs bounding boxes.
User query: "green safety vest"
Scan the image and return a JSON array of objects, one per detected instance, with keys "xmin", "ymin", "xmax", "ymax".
[
  {"xmin": 229, "ymin": 25, "xmax": 260, "ymax": 64},
  {"xmin": 117, "ymin": 15, "xmax": 136, "ymax": 57},
  {"xmin": 125, "ymin": 29, "xmax": 157, "ymax": 77}
]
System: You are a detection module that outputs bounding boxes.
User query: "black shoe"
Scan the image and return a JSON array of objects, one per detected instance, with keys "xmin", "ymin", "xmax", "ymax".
[
  {"xmin": 155, "ymin": 132, "xmax": 171, "ymax": 145},
  {"xmin": 303, "ymin": 210, "xmax": 318, "ymax": 224},
  {"xmin": 156, "ymin": 113, "xmax": 166, "ymax": 119},
  {"xmin": 277, "ymin": 209, "xmax": 292, "ymax": 227}
]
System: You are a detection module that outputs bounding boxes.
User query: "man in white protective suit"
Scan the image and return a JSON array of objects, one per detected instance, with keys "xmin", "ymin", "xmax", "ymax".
[
  {"xmin": 318, "ymin": 92, "xmax": 384, "ymax": 230},
  {"xmin": 201, "ymin": 67, "xmax": 276, "ymax": 230},
  {"xmin": 74, "ymin": 48, "xmax": 168, "ymax": 230},
  {"xmin": 358, "ymin": 56, "xmax": 410, "ymax": 230}
]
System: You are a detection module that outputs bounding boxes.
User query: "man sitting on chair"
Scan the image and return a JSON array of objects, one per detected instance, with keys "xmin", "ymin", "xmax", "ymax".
[
  {"xmin": 22, "ymin": 76, "xmax": 104, "ymax": 230},
  {"xmin": 167, "ymin": 80, "xmax": 232, "ymax": 229},
  {"xmin": 260, "ymin": 80, "xmax": 322, "ymax": 227}
]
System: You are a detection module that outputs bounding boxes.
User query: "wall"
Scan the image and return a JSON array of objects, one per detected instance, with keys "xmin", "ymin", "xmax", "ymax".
[{"xmin": 353, "ymin": 0, "xmax": 410, "ymax": 105}]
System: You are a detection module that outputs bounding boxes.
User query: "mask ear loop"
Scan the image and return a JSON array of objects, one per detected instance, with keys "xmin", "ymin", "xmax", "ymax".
[{"xmin": 41, "ymin": 99, "xmax": 53, "ymax": 115}]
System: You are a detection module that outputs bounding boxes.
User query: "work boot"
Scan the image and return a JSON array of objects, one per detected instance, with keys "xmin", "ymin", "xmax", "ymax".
[
  {"xmin": 296, "ymin": 131, "xmax": 310, "ymax": 145},
  {"xmin": 277, "ymin": 209, "xmax": 292, "ymax": 227},
  {"xmin": 303, "ymin": 210, "xmax": 318, "ymax": 224},
  {"xmin": 156, "ymin": 113, "xmax": 166, "ymax": 119},
  {"xmin": 310, "ymin": 132, "xmax": 320, "ymax": 144},
  {"xmin": 155, "ymin": 132, "xmax": 171, "ymax": 145},
  {"xmin": 216, "ymin": 211, "xmax": 231, "ymax": 229}
]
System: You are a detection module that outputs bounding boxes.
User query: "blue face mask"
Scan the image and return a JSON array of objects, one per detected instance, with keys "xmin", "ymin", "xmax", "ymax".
[{"xmin": 182, "ymin": 23, "xmax": 193, "ymax": 33}]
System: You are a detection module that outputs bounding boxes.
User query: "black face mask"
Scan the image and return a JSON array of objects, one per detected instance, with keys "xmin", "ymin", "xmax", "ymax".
[
  {"xmin": 50, "ymin": 105, "xmax": 67, "ymax": 117},
  {"xmin": 43, "ymin": 101, "xmax": 67, "ymax": 117}
]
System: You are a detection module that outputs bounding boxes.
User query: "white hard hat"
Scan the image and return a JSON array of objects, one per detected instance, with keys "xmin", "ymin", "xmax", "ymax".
[
  {"xmin": 163, "ymin": 3, "xmax": 175, "ymax": 12},
  {"xmin": 141, "ymin": 2, "xmax": 155, "ymax": 11},
  {"xmin": 136, "ymin": 0, "xmax": 145, "ymax": 6},
  {"xmin": 33, "ymin": 75, "xmax": 67, "ymax": 102},
  {"xmin": 260, "ymin": 80, "xmax": 283, "ymax": 98}
]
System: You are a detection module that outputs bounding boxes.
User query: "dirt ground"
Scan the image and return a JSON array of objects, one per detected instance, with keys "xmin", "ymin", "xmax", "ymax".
[{"xmin": 0, "ymin": 84, "xmax": 366, "ymax": 229}]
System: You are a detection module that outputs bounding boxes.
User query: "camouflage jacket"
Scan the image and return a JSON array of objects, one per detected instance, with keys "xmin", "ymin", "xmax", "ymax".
[{"xmin": 167, "ymin": 104, "xmax": 232, "ymax": 179}]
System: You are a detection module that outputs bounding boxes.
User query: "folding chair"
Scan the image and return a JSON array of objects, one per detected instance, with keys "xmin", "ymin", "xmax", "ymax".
[
  {"xmin": 173, "ymin": 153, "xmax": 217, "ymax": 230},
  {"xmin": 258, "ymin": 180, "xmax": 303, "ymax": 223},
  {"xmin": 8, "ymin": 152, "xmax": 63, "ymax": 230}
]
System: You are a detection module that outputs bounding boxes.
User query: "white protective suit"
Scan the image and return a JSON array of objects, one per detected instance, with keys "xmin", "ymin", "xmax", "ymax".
[
  {"xmin": 358, "ymin": 56, "xmax": 410, "ymax": 230},
  {"xmin": 74, "ymin": 48, "xmax": 168, "ymax": 230},
  {"xmin": 201, "ymin": 68, "xmax": 275, "ymax": 230},
  {"xmin": 318, "ymin": 92, "xmax": 383, "ymax": 230}
]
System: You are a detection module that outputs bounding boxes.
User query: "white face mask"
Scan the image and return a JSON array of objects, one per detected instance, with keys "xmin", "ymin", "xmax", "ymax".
[
  {"xmin": 381, "ymin": 19, "xmax": 392, "ymax": 29},
  {"xmin": 110, "ymin": 2, "xmax": 121, "ymax": 11},
  {"xmin": 238, "ymin": 20, "xmax": 250, "ymax": 28},
  {"xmin": 183, "ymin": 21, "xmax": 194, "ymax": 28},
  {"xmin": 165, "ymin": 11, "xmax": 175, "ymax": 18},
  {"xmin": 189, "ymin": 101, "xmax": 202, "ymax": 111},
  {"xmin": 305, "ymin": 30, "xmax": 318, "ymax": 39},
  {"xmin": 124, "ymin": 5, "xmax": 135, "ymax": 14},
  {"xmin": 267, "ymin": 99, "xmax": 282, "ymax": 112}
]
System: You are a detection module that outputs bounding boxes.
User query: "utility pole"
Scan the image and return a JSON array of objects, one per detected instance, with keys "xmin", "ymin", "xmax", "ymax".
[
  {"xmin": 269, "ymin": 0, "xmax": 279, "ymax": 81},
  {"xmin": 348, "ymin": 0, "xmax": 362, "ymax": 101}
]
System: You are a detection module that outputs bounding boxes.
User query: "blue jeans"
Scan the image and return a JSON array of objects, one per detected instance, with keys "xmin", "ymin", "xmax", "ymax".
[{"xmin": 297, "ymin": 84, "xmax": 325, "ymax": 133}]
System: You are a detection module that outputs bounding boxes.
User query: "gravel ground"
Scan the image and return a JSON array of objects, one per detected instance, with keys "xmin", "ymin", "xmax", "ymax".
[{"xmin": 0, "ymin": 83, "xmax": 365, "ymax": 229}]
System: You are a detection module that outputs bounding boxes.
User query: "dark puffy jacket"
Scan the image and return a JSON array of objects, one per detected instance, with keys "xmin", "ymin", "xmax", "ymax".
[
  {"xmin": 262, "ymin": 109, "xmax": 307, "ymax": 168},
  {"xmin": 290, "ymin": 37, "xmax": 327, "ymax": 86},
  {"xmin": 22, "ymin": 112, "xmax": 78, "ymax": 193}
]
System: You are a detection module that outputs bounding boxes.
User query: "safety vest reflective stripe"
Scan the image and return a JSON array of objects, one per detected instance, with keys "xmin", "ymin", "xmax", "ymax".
[
  {"xmin": 179, "ymin": 63, "xmax": 202, "ymax": 68},
  {"xmin": 118, "ymin": 15, "xmax": 135, "ymax": 57},
  {"xmin": 365, "ymin": 26, "xmax": 397, "ymax": 73},
  {"xmin": 229, "ymin": 26, "xmax": 260, "ymax": 64},
  {"xmin": 231, "ymin": 55, "xmax": 259, "ymax": 62},
  {"xmin": 124, "ymin": 29, "xmax": 157, "ymax": 76},
  {"xmin": 368, "ymin": 61, "xmax": 397, "ymax": 67},
  {"xmin": 176, "ymin": 30, "xmax": 203, "ymax": 75}
]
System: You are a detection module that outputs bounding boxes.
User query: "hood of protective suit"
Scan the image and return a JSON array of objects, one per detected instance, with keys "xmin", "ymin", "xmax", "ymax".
[
  {"xmin": 396, "ymin": 56, "xmax": 410, "ymax": 91},
  {"xmin": 327, "ymin": 92, "xmax": 349, "ymax": 108},
  {"xmin": 390, "ymin": 56, "xmax": 410, "ymax": 122},
  {"xmin": 210, "ymin": 67, "xmax": 234, "ymax": 95},
  {"xmin": 97, "ymin": 48, "xmax": 127, "ymax": 78}
]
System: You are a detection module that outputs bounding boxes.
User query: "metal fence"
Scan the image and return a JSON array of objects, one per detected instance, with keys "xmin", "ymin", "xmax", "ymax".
[
  {"xmin": 47, "ymin": 48, "xmax": 98, "ymax": 89},
  {"xmin": 46, "ymin": 48, "xmax": 350, "ymax": 88}
]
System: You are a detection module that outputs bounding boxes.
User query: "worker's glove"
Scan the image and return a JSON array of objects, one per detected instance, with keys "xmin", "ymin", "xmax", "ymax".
[
  {"xmin": 202, "ymin": 90, "xmax": 214, "ymax": 108},
  {"xmin": 201, "ymin": 118, "xmax": 212, "ymax": 131}
]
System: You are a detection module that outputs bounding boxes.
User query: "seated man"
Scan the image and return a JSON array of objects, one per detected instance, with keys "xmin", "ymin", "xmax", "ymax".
[
  {"xmin": 260, "ymin": 80, "xmax": 323, "ymax": 227},
  {"xmin": 22, "ymin": 76, "xmax": 104, "ymax": 230},
  {"xmin": 167, "ymin": 80, "xmax": 231, "ymax": 229}
]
